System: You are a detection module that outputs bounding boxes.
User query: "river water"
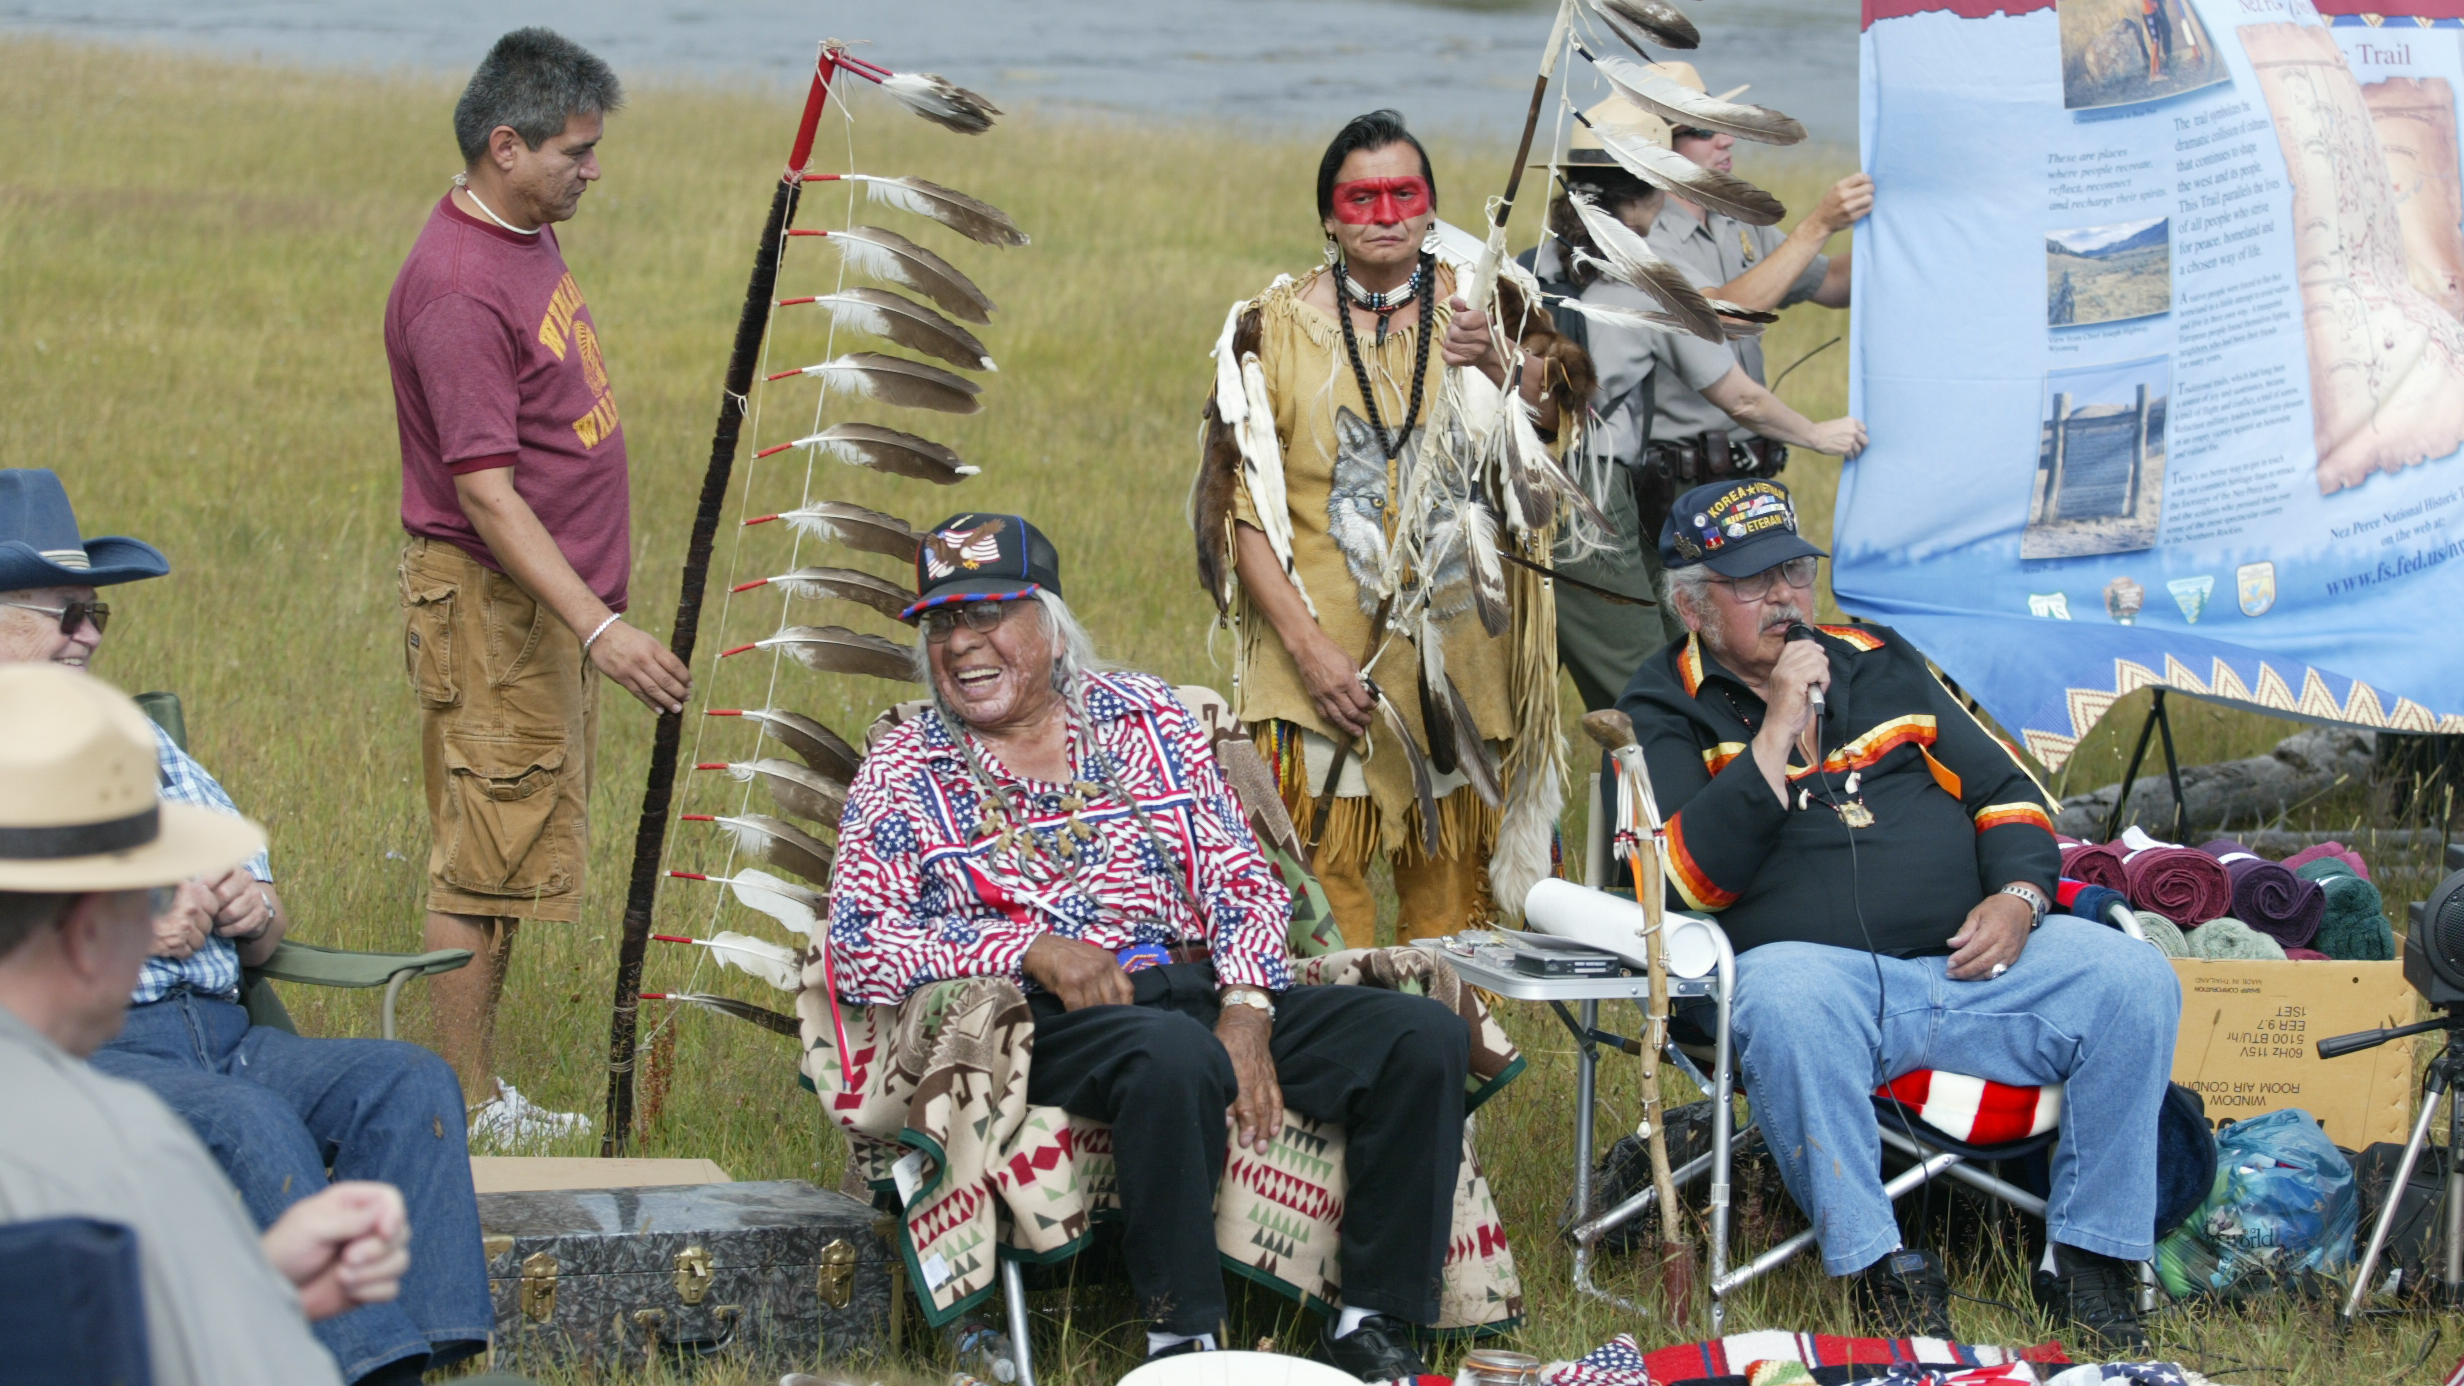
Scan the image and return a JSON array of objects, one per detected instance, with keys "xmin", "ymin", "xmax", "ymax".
[{"xmin": 0, "ymin": 0, "xmax": 1859, "ymax": 147}]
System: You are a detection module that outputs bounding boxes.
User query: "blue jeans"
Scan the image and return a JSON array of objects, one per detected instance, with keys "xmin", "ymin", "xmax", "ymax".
[
  {"xmin": 92, "ymin": 989, "xmax": 490, "ymax": 1380},
  {"xmin": 1727, "ymin": 916, "xmax": 2181, "ymax": 1274}
]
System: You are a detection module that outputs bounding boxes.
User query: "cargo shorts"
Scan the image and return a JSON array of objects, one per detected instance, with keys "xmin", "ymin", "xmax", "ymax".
[{"xmin": 400, "ymin": 536, "xmax": 599, "ymax": 922}]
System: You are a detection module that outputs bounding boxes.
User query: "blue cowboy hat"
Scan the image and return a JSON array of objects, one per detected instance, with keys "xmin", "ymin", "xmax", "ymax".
[{"xmin": 0, "ymin": 471, "xmax": 169, "ymax": 591}]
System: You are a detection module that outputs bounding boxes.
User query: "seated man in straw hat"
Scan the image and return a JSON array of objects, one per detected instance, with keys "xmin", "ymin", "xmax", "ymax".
[
  {"xmin": 0, "ymin": 663, "xmax": 417, "ymax": 1385},
  {"xmin": 0, "ymin": 470, "xmax": 489, "ymax": 1385}
]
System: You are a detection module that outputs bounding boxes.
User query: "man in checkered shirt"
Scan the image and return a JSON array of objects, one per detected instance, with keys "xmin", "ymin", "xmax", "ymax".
[{"xmin": 0, "ymin": 470, "xmax": 489, "ymax": 1385}]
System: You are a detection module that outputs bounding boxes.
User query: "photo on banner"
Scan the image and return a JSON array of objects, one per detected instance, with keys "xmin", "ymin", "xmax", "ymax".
[{"xmin": 1843, "ymin": 0, "xmax": 2464, "ymax": 768}]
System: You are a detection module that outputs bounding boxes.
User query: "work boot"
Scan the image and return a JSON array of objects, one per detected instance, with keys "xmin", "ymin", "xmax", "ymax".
[
  {"xmin": 2033, "ymin": 1244, "xmax": 2152, "ymax": 1351},
  {"xmin": 1849, "ymin": 1248, "xmax": 1953, "ymax": 1339},
  {"xmin": 1318, "ymin": 1314, "xmax": 1428, "ymax": 1381}
]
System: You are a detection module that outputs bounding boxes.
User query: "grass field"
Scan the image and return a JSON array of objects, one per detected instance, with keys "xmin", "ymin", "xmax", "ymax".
[{"xmin": 0, "ymin": 36, "xmax": 2454, "ymax": 1386}]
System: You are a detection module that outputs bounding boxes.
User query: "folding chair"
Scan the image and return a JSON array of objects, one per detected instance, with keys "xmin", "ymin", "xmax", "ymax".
[{"xmin": 135, "ymin": 691, "xmax": 472, "ymax": 1040}]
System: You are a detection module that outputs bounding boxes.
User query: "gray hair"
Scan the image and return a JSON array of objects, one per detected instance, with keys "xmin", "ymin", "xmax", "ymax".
[
  {"xmin": 453, "ymin": 29, "xmax": 624, "ymax": 164},
  {"xmin": 915, "ymin": 591, "xmax": 1109, "ymax": 722},
  {"xmin": 1661, "ymin": 563, "xmax": 1716, "ymax": 629}
]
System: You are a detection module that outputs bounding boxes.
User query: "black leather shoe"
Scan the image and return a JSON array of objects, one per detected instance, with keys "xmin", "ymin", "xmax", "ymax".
[
  {"xmin": 1850, "ymin": 1248, "xmax": 1954, "ymax": 1339},
  {"xmin": 2033, "ymin": 1244, "xmax": 2152, "ymax": 1352},
  {"xmin": 1318, "ymin": 1314, "xmax": 1428, "ymax": 1382}
]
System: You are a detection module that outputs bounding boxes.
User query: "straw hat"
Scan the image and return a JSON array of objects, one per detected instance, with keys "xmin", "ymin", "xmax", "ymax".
[
  {"xmin": 1551, "ymin": 65, "xmax": 1751, "ymax": 166},
  {"xmin": 0, "ymin": 665, "xmax": 262, "ymax": 892}
]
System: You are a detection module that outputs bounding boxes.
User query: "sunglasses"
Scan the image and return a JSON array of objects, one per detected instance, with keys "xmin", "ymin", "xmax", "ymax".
[
  {"xmin": 0, "ymin": 598, "xmax": 110, "ymax": 636},
  {"xmin": 1708, "ymin": 556, "xmax": 1819, "ymax": 603},
  {"xmin": 920, "ymin": 599, "xmax": 1018, "ymax": 644}
]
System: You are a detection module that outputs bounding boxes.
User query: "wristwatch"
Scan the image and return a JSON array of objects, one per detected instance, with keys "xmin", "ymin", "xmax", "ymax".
[
  {"xmin": 1220, "ymin": 987, "xmax": 1276, "ymax": 1020},
  {"xmin": 1999, "ymin": 882, "xmax": 2051, "ymax": 930}
]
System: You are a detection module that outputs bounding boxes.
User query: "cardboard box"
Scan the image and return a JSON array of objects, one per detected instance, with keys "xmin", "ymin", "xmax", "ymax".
[
  {"xmin": 2169, "ymin": 959, "xmax": 2418, "ymax": 1149},
  {"xmin": 468, "ymin": 1156, "xmax": 732, "ymax": 1195}
]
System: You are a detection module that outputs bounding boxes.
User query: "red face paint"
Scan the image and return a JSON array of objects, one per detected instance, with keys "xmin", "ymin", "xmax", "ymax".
[{"xmin": 1329, "ymin": 175, "xmax": 1432, "ymax": 226}]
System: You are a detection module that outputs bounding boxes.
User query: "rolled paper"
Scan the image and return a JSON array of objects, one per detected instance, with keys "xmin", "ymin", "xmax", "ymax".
[
  {"xmin": 2123, "ymin": 846, "xmax": 2233, "ymax": 928},
  {"xmin": 2187, "ymin": 917, "xmax": 2287, "ymax": 961},
  {"xmin": 2283, "ymin": 840, "xmax": 2369, "ymax": 880},
  {"xmin": 2062, "ymin": 841, "xmax": 2129, "ymax": 891},
  {"xmin": 2133, "ymin": 911, "xmax": 2189, "ymax": 957},
  {"xmin": 2198, "ymin": 839, "xmax": 2323, "ymax": 950}
]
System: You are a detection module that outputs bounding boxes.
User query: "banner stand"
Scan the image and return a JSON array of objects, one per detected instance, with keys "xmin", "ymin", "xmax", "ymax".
[{"xmin": 2105, "ymin": 688, "xmax": 2189, "ymax": 844}]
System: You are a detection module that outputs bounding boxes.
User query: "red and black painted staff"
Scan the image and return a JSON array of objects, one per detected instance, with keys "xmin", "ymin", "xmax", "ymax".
[{"xmin": 597, "ymin": 51, "xmax": 841, "ymax": 1156}]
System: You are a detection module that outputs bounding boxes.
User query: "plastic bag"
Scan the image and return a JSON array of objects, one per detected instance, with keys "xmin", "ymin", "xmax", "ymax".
[{"xmin": 2155, "ymin": 1107, "xmax": 2356, "ymax": 1300}]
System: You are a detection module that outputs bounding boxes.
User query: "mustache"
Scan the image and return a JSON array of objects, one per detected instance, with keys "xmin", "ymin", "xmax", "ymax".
[{"xmin": 1759, "ymin": 603, "xmax": 1808, "ymax": 628}]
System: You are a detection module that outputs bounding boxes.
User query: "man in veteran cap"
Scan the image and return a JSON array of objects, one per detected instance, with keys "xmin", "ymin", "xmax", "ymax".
[
  {"xmin": 1615, "ymin": 479, "xmax": 2179, "ymax": 1348},
  {"xmin": 0, "ymin": 663, "xmax": 419, "ymax": 1385},
  {"xmin": 0, "ymin": 470, "xmax": 489, "ymax": 1384}
]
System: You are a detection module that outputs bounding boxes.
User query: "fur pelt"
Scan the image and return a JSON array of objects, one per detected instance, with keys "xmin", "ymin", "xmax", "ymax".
[{"xmin": 1191, "ymin": 303, "xmax": 1263, "ymax": 615}]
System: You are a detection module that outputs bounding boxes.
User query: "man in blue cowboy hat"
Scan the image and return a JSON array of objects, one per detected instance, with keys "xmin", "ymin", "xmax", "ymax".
[{"xmin": 0, "ymin": 470, "xmax": 491, "ymax": 1386}]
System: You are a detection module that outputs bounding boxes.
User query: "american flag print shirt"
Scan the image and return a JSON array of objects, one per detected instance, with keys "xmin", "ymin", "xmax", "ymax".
[{"xmin": 827, "ymin": 671, "xmax": 1294, "ymax": 1004}]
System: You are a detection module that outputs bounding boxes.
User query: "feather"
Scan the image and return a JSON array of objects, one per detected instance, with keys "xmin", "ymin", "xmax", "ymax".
[
  {"xmin": 777, "ymin": 351, "xmax": 982, "ymax": 415},
  {"xmin": 670, "ymin": 865, "xmax": 826, "ymax": 933},
  {"xmin": 1551, "ymin": 294, "xmax": 1769, "ymax": 342},
  {"xmin": 748, "ymin": 500, "xmax": 921, "ymax": 563},
  {"xmin": 819, "ymin": 226, "xmax": 995, "ymax": 324},
  {"xmin": 704, "ymin": 757, "xmax": 854, "ymax": 826},
  {"xmin": 719, "ymin": 709, "xmax": 862, "ymax": 782},
  {"xmin": 1582, "ymin": 117, "xmax": 1787, "ymax": 227},
  {"xmin": 1238, "ymin": 354, "xmax": 1315, "ymax": 618},
  {"xmin": 1418, "ymin": 617, "xmax": 1460, "ymax": 776},
  {"xmin": 1446, "ymin": 676, "xmax": 1504, "ymax": 809},
  {"xmin": 875, "ymin": 71, "xmax": 1002, "ymax": 135},
  {"xmin": 789, "ymin": 422, "xmax": 978, "ymax": 485},
  {"xmin": 736, "ymin": 626, "xmax": 920, "ymax": 684},
  {"xmin": 691, "ymin": 811, "xmax": 836, "ymax": 885},
  {"xmin": 1591, "ymin": 52, "xmax": 1808, "ymax": 147},
  {"xmin": 1564, "ymin": 192, "xmax": 1724, "ymax": 340},
  {"xmin": 736, "ymin": 566, "xmax": 912, "ymax": 620},
  {"xmin": 1588, "ymin": 0, "xmax": 1699, "ymax": 51},
  {"xmin": 1488, "ymin": 755, "xmax": 1566, "ymax": 923},
  {"xmin": 840, "ymin": 175, "xmax": 1029, "ymax": 248},
  {"xmin": 1509, "ymin": 398, "xmax": 1614, "ymax": 538},
  {"xmin": 1367, "ymin": 681, "xmax": 1443, "ymax": 860},
  {"xmin": 1209, "ymin": 299, "xmax": 1249, "ymax": 429},
  {"xmin": 649, "ymin": 992, "xmax": 802, "ymax": 1038},
  {"xmin": 792, "ymin": 288, "xmax": 995, "ymax": 372},
  {"xmin": 699, "ymin": 930, "xmax": 806, "ymax": 992},
  {"xmin": 1462, "ymin": 499, "xmax": 1513, "ymax": 637}
]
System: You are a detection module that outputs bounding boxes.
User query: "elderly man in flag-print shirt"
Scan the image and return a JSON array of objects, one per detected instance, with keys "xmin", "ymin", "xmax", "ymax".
[
  {"xmin": 827, "ymin": 513, "xmax": 1470, "ymax": 1381},
  {"xmin": 1615, "ymin": 479, "xmax": 2181, "ymax": 1351}
]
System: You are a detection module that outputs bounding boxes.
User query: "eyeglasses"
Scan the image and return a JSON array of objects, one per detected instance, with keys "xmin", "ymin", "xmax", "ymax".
[
  {"xmin": 920, "ymin": 599, "xmax": 1017, "ymax": 644},
  {"xmin": 1708, "ymin": 556, "xmax": 1819, "ymax": 603},
  {"xmin": 0, "ymin": 598, "xmax": 110, "ymax": 636}
]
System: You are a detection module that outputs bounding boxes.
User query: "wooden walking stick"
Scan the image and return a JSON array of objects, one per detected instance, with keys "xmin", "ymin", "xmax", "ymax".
[{"xmin": 1582, "ymin": 708, "xmax": 1694, "ymax": 1316}]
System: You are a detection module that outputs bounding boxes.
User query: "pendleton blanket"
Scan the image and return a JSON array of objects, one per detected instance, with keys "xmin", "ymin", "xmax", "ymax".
[{"xmin": 796, "ymin": 945, "xmax": 1526, "ymax": 1328}]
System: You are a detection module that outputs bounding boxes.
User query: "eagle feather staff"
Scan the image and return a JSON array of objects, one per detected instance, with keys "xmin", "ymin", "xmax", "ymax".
[
  {"xmin": 807, "ymin": 174, "xmax": 1030, "ymax": 247},
  {"xmin": 742, "ymin": 500, "xmax": 922, "ymax": 562},
  {"xmin": 703, "ymin": 709, "xmax": 862, "ymax": 782},
  {"xmin": 786, "ymin": 226, "xmax": 997, "ymax": 323},
  {"xmin": 731, "ymin": 566, "xmax": 913, "ymax": 620},
  {"xmin": 680, "ymin": 811, "xmax": 837, "ymax": 885},
  {"xmin": 723, "ymin": 626, "xmax": 919, "ymax": 683},
  {"xmin": 780, "ymin": 288, "xmax": 997, "ymax": 372}
]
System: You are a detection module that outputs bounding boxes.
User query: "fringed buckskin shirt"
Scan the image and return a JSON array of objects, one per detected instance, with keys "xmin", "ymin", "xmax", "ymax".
[
  {"xmin": 1616, "ymin": 623, "xmax": 2061, "ymax": 956},
  {"xmin": 828, "ymin": 672, "xmax": 1293, "ymax": 1004}
]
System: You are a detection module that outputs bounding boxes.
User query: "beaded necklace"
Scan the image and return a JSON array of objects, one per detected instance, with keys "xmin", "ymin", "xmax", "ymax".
[{"xmin": 1331, "ymin": 250, "xmax": 1437, "ymax": 464}]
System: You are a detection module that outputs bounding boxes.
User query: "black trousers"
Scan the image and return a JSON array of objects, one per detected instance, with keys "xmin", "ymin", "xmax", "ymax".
[{"xmin": 1026, "ymin": 963, "xmax": 1470, "ymax": 1334}]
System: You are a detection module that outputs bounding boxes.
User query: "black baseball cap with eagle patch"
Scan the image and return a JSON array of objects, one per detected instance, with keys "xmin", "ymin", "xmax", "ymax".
[
  {"xmin": 899, "ymin": 513, "xmax": 1063, "ymax": 622},
  {"xmin": 1658, "ymin": 479, "xmax": 1828, "ymax": 577}
]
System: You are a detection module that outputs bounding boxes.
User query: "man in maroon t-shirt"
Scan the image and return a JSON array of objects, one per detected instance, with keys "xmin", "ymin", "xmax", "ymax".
[{"xmin": 386, "ymin": 28, "xmax": 690, "ymax": 1134}]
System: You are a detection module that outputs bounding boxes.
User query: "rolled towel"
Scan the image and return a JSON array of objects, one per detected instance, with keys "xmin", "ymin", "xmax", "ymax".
[
  {"xmin": 2292, "ymin": 856, "xmax": 2357, "ymax": 883},
  {"xmin": 2064, "ymin": 883, "xmax": 2133, "ymax": 929},
  {"xmin": 2198, "ymin": 838, "xmax": 2324, "ymax": 950},
  {"xmin": 2305, "ymin": 869, "xmax": 2395, "ymax": 961},
  {"xmin": 2285, "ymin": 948, "xmax": 2330, "ymax": 960},
  {"xmin": 2125, "ymin": 846, "xmax": 2234, "ymax": 928},
  {"xmin": 2188, "ymin": 917, "xmax": 2289, "ymax": 961},
  {"xmin": 2284, "ymin": 840, "xmax": 2369, "ymax": 880},
  {"xmin": 2135, "ymin": 911, "xmax": 2189, "ymax": 957},
  {"xmin": 2063, "ymin": 841, "xmax": 2129, "ymax": 891}
]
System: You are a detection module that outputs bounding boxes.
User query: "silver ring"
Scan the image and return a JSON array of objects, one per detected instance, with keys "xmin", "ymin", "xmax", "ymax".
[{"xmin": 1988, "ymin": 962, "xmax": 2010, "ymax": 979}]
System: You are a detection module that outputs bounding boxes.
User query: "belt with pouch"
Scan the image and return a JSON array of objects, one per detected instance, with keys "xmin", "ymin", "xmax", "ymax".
[{"xmin": 1632, "ymin": 431, "xmax": 1789, "ymax": 539}]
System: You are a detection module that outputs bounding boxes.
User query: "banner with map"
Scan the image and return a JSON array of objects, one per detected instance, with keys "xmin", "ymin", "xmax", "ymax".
[{"xmin": 1840, "ymin": 0, "xmax": 2464, "ymax": 769}]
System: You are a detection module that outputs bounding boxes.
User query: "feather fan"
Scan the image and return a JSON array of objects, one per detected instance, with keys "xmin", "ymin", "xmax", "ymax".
[
  {"xmin": 648, "ymin": 992, "xmax": 802, "ymax": 1038},
  {"xmin": 1565, "ymin": 192, "xmax": 1724, "ymax": 341},
  {"xmin": 745, "ymin": 500, "xmax": 921, "ymax": 563},
  {"xmin": 787, "ymin": 422, "xmax": 977, "ymax": 485},
  {"xmin": 731, "ymin": 626, "xmax": 919, "ymax": 684},
  {"xmin": 814, "ymin": 226, "xmax": 995, "ymax": 323},
  {"xmin": 1591, "ymin": 52, "xmax": 1807, "ymax": 146},
  {"xmin": 792, "ymin": 288, "xmax": 995, "ymax": 372},
  {"xmin": 1367, "ymin": 681, "xmax": 1443, "ymax": 860},
  {"xmin": 774, "ymin": 351, "xmax": 982, "ymax": 415},
  {"xmin": 1588, "ymin": 0, "xmax": 1699, "ymax": 51},
  {"xmin": 699, "ymin": 759, "xmax": 853, "ymax": 828},
  {"xmin": 1582, "ymin": 118, "xmax": 1787, "ymax": 227},
  {"xmin": 837, "ymin": 175, "xmax": 1029, "ymax": 247},
  {"xmin": 1446, "ymin": 676, "xmax": 1504, "ymax": 809},
  {"xmin": 685, "ymin": 811, "xmax": 835, "ymax": 885},
  {"xmin": 733, "ymin": 566, "xmax": 911, "ymax": 620},
  {"xmin": 709, "ymin": 709, "xmax": 862, "ymax": 782},
  {"xmin": 876, "ymin": 72, "xmax": 1003, "ymax": 135},
  {"xmin": 1417, "ymin": 617, "xmax": 1460, "ymax": 776}
]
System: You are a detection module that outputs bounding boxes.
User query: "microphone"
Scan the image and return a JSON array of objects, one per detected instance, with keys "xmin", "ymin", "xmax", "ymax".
[{"xmin": 1785, "ymin": 622, "xmax": 1825, "ymax": 711}]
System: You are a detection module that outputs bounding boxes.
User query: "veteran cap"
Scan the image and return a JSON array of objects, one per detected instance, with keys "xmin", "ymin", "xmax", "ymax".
[
  {"xmin": 1658, "ymin": 479, "xmax": 1828, "ymax": 577},
  {"xmin": 899, "ymin": 513, "xmax": 1063, "ymax": 623}
]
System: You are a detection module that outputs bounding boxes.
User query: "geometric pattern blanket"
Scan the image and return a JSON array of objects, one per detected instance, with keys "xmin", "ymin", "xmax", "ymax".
[{"xmin": 796, "ymin": 944, "xmax": 1528, "ymax": 1329}]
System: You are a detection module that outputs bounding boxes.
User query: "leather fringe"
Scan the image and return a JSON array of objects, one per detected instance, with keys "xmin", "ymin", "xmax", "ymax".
[{"xmin": 1258, "ymin": 719, "xmax": 1501, "ymax": 873}]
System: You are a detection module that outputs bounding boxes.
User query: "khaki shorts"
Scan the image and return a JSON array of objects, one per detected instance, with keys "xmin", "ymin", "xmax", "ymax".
[{"xmin": 400, "ymin": 536, "xmax": 599, "ymax": 923}]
